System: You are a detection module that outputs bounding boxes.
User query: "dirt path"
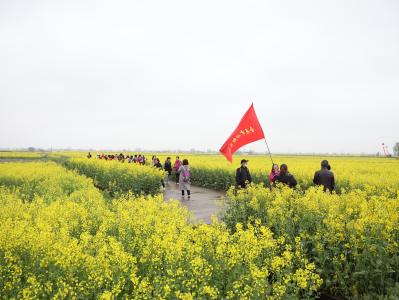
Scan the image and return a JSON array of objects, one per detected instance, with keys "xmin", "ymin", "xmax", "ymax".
[{"xmin": 163, "ymin": 179, "xmax": 225, "ymax": 224}]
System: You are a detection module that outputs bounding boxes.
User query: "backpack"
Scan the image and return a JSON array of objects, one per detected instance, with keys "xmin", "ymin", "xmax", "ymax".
[{"xmin": 182, "ymin": 167, "xmax": 190, "ymax": 183}]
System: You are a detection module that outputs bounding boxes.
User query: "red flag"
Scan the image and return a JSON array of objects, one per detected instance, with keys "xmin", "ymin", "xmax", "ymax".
[{"xmin": 219, "ymin": 103, "xmax": 265, "ymax": 162}]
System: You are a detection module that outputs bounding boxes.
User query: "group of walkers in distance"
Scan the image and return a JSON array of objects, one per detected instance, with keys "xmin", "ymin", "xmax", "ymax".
[
  {"xmin": 236, "ymin": 159, "xmax": 335, "ymax": 192},
  {"xmin": 88, "ymin": 152, "xmax": 335, "ymax": 195},
  {"xmin": 88, "ymin": 152, "xmax": 149, "ymax": 165},
  {"xmin": 87, "ymin": 153, "xmax": 192, "ymax": 199},
  {"xmin": 152, "ymin": 155, "xmax": 192, "ymax": 199}
]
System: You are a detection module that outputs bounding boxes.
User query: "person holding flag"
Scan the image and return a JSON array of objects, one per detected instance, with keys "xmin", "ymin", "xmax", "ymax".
[
  {"xmin": 220, "ymin": 103, "xmax": 274, "ymax": 188},
  {"xmin": 269, "ymin": 163, "xmax": 280, "ymax": 189}
]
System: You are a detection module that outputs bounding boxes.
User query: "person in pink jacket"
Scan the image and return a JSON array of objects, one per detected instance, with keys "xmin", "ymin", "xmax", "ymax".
[
  {"xmin": 173, "ymin": 156, "xmax": 182, "ymax": 184},
  {"xmin": 269, "ymin": 164, "xmax": 280, "ymax": 189}
]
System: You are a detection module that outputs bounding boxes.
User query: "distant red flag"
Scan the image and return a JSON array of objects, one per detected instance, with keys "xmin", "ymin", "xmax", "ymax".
[{"xmin": 219, "ymin": 103, "xmax": 265, "ymax": 162}]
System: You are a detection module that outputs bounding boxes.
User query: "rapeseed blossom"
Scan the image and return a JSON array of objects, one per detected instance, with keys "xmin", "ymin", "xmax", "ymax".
[{"xmin": 0, "ymin": 161, "xmax": 322, "ymax": 299}]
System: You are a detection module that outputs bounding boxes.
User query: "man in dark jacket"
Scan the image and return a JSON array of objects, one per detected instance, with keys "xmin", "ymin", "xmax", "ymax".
[
  {"xmin": 164, "ymin": 157, "xmax": 172, "ymax": 176},
  {"xmin": 274, "ymin": 164, "xmax": 297, "ymax": 188},
  {"xmin": 236, "ymin": 159, "xmax": 252, "ymax": 188},
  {"xmin": 313, "ymin": 160, "xmax": 335, "ymax": 192}
]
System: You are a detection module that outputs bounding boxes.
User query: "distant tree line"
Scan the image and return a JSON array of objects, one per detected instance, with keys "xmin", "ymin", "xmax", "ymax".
[{"xmin": 394, "ymin": 142, "xmax": 399, "ymax": 156}]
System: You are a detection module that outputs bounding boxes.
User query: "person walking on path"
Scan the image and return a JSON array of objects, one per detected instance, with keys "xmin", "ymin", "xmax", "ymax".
[
  {"xmin": 164, "ymin": 157, "xmax": 172, "ymax": 184},
  {"xmin": 274, "ymin": 164, "xmax": 297, "ymax": 188},
  {"xmin": 174, "ymin": 156, "xmax": 182, "ymax": 184},
  {"xmin": 269, "ymin": 164, "xmax": 280, "ymax": 189},
  {"xmin": 154, "ymin": 158, "xmax": 166, "ymax": 189},
  {"xmin": 164, "ymin": 157, "xmax": 172, "ymax": 176},
  {"xmin": 313, "ymin": 160, "xmax": 335, "ymax": 192},
  {"xmin": 236, "ymin": 159, "xmax": 252, "ymax": 188},
  {"xmin": 178, "ymin": 159, "xmax": 191, "ymax": 199}
]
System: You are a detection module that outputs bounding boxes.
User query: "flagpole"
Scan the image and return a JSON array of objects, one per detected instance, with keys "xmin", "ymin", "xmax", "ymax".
[
  {"xmin": 264, "ymin": 138, "xmax": 274, "ymax": 165},
  {"xmin": 251, "ymin": 100, "xmax": 274, "ymax": 165}
]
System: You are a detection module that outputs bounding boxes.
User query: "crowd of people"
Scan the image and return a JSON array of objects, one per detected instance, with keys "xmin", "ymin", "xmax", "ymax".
[
  {"xmin": 87, "ymin": 153, "xmax": 192, "ymax": 199},
  {"xmin": 236, "ymin": 159, "xmax": 335, "ymax": 192},
  {"xmin": 148, "ymin": 155, "xmax": 192, "ymax": 198},
  {"xmin": 87, "ymin": 152, "xmax": 335, "ymax": 195},
  {"xmin": 88, "ymin": 152, "xmax": 149, "ymax": 165}
]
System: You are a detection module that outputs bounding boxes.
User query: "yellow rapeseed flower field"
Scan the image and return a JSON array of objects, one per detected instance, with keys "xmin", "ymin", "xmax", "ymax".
[
  {"xmin": 64, "ymin": 158, "xmax": 164, "ymax": 196},
  {"xmin": 0, "ymin": 161, "xmax": 322, "ymax": 299},
  {"xmin": 0, "ymin": 153, "xmax": 398, "ymax": 299},
  {"xmin": 159, "ymin": 154, "xmax": 399, "ymax": 195}
]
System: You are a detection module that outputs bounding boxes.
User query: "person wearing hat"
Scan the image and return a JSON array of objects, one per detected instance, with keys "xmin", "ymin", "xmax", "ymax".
[
  {"xmin": 313, "ymin": 160, "xmax": 335, "ymax": 192},
  {"xmin": 236, "ymin": 159, "xmax": 252, "ymax": 188}
]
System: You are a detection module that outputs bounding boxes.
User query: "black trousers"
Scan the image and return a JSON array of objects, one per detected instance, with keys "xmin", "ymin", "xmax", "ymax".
[{"xmin": 182, "ymin": 190, "xmax": 191, "ymax": 196}]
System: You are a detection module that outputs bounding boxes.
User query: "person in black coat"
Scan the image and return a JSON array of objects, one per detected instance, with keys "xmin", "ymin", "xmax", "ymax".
[
  {"xmin": 154, "ymin": 158, "xmax": 166, "ymax": 189},
  {"xmin": 236, "ymin": 159, "xmax": 252, "ymax": 188},
  {"xmin": 164, "ymin": 157, "xmax": 172, "ymax": 176},
  {"xmin": 313, "ymin": 160, "xmax": 335, "ymax": 192},
  {"xmin": 274, "ymin": 164, "xmax": 297, "ymax": 188}
]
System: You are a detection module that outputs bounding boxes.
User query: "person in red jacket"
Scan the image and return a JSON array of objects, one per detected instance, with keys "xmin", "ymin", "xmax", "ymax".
[
  {"xmin": 173, "ymin": 156, "xmax": 182, "ymax": 184},
  {"xmin": 269, "ymin": 164, "xmax": 280, "ymax": 189}
]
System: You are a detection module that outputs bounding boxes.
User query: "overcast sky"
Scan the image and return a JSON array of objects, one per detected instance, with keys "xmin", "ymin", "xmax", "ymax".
[{"xmin": 0, "ymin": 0, "xmax": 398, "ymax": 154}]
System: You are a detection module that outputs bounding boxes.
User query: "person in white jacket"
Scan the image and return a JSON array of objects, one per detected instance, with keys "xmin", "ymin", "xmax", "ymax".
[{"xmin": 178, "ymin": 159, "xmax": 191, "ymax": 199}]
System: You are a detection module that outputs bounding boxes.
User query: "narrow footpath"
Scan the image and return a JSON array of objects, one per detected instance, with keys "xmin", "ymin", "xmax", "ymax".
[{"xmin": 163, "ymin": 179, "xmax": 225, "ymax": 224}]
